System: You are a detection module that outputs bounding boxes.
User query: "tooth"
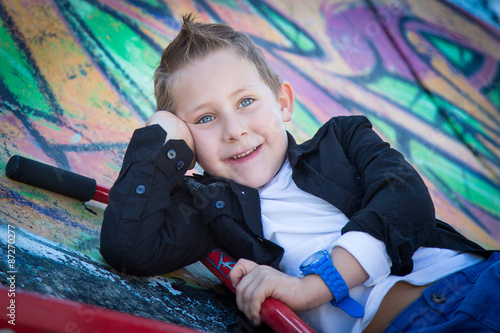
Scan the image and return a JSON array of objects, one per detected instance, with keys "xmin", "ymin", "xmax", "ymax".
[{"xmin": 231, "ymin": 147, "xmax": 256, "ymax": 159}]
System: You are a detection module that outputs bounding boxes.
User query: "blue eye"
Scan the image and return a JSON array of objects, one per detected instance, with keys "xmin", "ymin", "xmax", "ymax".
[
  {"xmin": 239, "ymin": 98, "xmax": 254, "ymax": 108},
  {"xmin": 197, "ymin": 115, "xmax": 214, "ymax": 124}
]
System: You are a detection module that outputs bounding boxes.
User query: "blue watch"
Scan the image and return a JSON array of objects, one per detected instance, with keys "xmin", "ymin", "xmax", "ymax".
[{"xmin": 300, "ymin": 250, "xmax": 365, "ymax": 318}]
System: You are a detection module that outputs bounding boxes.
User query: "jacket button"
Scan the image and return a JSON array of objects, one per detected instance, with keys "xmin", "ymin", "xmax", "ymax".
[
  {"xmin": 215, "ymin": 200, "xmax": 225, "ymax": 209},
  {"xmin": 135, "ymin": 185, "xmax": 146, "ymax": 195},
  {"xmin": 431, "ymin": 293, "xmax": 446, "ymax": 304},
  {"xmin": 167, "ymin": 149, "xmax": 176, "ymax": 159},
  {"xmin": 176, "ymin": 161, "xmax": 185, "ymax": 170}
]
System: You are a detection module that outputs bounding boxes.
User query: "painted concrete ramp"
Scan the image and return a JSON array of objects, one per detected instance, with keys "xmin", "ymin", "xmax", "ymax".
[
  {"xmin": 0, "ymin": 222, "xmax": 261, "ymax": 331},
  {"xmin": 1, "ymin": 0, "xmax": 499, "ymax": 332}
]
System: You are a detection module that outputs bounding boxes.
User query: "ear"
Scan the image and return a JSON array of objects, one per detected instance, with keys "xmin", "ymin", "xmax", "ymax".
[{"xmin": 278, "ymin": 81, "xmax": 294, "ymax": 122}]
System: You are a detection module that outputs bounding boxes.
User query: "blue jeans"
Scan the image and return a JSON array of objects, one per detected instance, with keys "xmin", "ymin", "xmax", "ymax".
[{"xmin": 385, "ymin": 252, "xmax": 500, "ymax": 333}]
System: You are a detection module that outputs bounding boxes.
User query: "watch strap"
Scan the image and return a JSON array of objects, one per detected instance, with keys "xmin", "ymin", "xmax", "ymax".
[
  {"xmin": 333, "ymin": 295, "xmax": 365, "ymax": 318},
  {"xmin": 315, "ymin": 254, "xmax": 365, "ymax": 318}
]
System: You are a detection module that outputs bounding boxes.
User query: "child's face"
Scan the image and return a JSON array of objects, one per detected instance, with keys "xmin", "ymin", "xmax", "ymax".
[{"xmin": 173, "ymin": 49, "xmax": 293, "ymax": 188}]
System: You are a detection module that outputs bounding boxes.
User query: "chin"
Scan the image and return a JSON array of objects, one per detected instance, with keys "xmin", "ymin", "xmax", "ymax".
[
  {"xmin": 238, "ymin": 175, "xmax": 273, "ymax": 189},
  {"xmin": 203, "ymin": 167, "xmax": 274, "ymax": 189}
]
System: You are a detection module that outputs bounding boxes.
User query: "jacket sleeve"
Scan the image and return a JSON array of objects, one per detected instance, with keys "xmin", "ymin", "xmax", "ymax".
[
  {"xmin": 336, "ymin": 116, "xmax": 436, "ymax": 275},
  {"xmin": 100, "ymin": 124, "xmax": 217, "ymax": 276}
]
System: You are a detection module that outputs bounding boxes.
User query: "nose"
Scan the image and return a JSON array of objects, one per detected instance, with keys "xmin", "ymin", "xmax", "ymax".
[{"xmin": 222, "ymin": 113, "xmax": 247, "ymax": 142}]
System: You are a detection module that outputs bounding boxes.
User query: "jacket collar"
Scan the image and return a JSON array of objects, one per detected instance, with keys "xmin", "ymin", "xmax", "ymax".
[
  {"xmin": 286, "ymin": 129, "xmax": 321, "ymax": 168},
  {"xmin": 286, "ymin": 131, "xmax": 301, "ymax": 168}
]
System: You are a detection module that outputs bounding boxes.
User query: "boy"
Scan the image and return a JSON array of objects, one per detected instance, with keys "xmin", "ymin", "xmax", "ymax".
[{"xmin": 100, "ymin": 14, "xmax": 499, "ymax": 332}]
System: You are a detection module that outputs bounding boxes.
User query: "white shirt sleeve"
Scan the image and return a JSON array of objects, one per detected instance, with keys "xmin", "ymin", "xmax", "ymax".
[{"xmin": 329, "ymin": 231, "xmax": 392, "ymax": 286}]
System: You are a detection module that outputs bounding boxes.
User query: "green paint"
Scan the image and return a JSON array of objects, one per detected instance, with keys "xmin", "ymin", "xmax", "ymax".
[
  {"xmin": 105, "ymin": 162, "xmax": 122, "ymax": 172},
  {"xmin": 410, "ymin": 140, "xmax": 500, "ymax": 218},
  {"xmin": 213, "ymin": 0, "xmax": 241, "ymax": 10},
  {"xmin": 68, "ymin": 0, "xmax": 159, "ymax": 118},
  {"xmin": 481, "ymin": 68, "xmax": 500, "ymax": 108},
  {"xmin": 0, "ymin": 17, "xmax": 52, "ymax": 118},
  {"xmin": 421, "ymin": 32, "xmax": 484, "ymax": 77},
  {"xmin": 88, "ymin": 248, "xmax": 104, "ymax": 260},
  {"xmin": 367, "ymin": 115, "xmax": 398, "ymax": 144},
  {"xmin": 291, "ymin": 99, "xmax": 321, "ymax": 137},
  {"xmin": 16, "ymin": 187, "xmax": 51, "ymax": 202},
  {"xmin": 41, "ymin": 121, "xmax": 62, "ymax": 132},
  {"xmin": 139, "ymin": 0, "xmax": 163, "ymax": 7},
  {"xmin": 251, "ymin": 1, "xmax": 317, "ymax": 54},
  {"xmin": 367, "ymin": 76, "xmax": 437, "ymax": 123},
  {"xmin": 485, "ymin": 87, "xmax": 500, "ymax": 107},
  {"xmin": 433, "ymin": 97, "xmax": 495, "ymax": 161},
  {"xmin": 367, "ymin": 76, "xmax": 494, "ymax": 162}
]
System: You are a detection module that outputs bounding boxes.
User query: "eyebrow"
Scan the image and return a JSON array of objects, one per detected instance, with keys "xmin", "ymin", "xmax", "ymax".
[
  {"xmin": 183, "ymin": 85, "xmax": 257, "ymax": 116},
  {"xmin": 230, "ymin": 86, "xmax": 254, "ymax": 98},
  {"xmin": 185, "ymin": 102, "xmax": 212, "ymax": 116}
]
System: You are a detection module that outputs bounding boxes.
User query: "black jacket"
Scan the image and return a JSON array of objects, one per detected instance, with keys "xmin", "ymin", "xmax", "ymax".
[{"xmin": 100, "ymin": 116, "xmax": 486, "ymax": 276}]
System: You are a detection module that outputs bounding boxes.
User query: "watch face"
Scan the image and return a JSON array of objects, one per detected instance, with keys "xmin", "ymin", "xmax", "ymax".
[{"xmin": 300, "ymin": 250, "xmax": 327, "ymax": 269}]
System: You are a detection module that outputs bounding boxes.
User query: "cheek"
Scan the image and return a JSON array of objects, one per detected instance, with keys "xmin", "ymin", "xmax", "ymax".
[
  {"xmin": 195, "ymin": 154, "xmax": 209, "ymax": 171},
  {"xmin": 258, "ymin": 115, "xmax": 286, "ymax": 143},
  {"xmin": 194, "ymin": 150, "xmax": 215, "ymax": 175},
  {"xmin": 192, "ymin": 134, "xmax": 217, "ymax": 168},
  {"xmin": 192, "ymin": 130, "xmax": 212, "ymax": 151}
]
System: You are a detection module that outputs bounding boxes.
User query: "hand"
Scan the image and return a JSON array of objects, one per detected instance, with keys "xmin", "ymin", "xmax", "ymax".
[
  {"xmin": 229, "ymin": 248, "xmax": 369, "ymax": 326},
  {"xmin": 146, "ymin": 111, "xmax": 196, "ymax": 169},
  {"xmin": 229, "ymin": 259, "xmax": 328, "ymax": 325}
]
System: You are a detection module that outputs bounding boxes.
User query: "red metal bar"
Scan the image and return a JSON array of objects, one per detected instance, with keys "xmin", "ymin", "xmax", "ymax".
[
  {"xmin": 202, "ymin": 250, "xmax": 315, "ymax": 333},
  {"xmin": 95, "ymin": 185, "xmax": 110, "ymax": 196},
  {"xmin": 0, "ymin": 287, "xmax": 199, "ymax": 333},
  {"xmin": 201, "ymin": 251, "xmax": 236, "ymax": 293},
  {"xmin": 92, "ymin": 185, "xmax": 110, "ymax": 204}
]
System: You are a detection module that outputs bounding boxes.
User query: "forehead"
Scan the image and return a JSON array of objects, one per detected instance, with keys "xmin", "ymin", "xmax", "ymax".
[
  {"xmin": 180, "ymin": 49, "xmax": 258, "ymax": 84},
  {"xmin": 172, "ymin": 50, "xmax": 266, "ymax": 108}
]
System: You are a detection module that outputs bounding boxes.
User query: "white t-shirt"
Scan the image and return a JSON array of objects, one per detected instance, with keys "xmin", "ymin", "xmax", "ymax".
[{"xmin": 258, "ymin": 160, "xmax": 483, "ymax": 333}]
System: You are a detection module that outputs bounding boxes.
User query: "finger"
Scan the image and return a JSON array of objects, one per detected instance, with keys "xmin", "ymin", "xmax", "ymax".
[
  {"xmin": 231, "ymin": 260, "xmax": 263, "ymax": 323},
  {"xmin": 241, "ymin": 279, "xmax": 265, "ymax": 325},
  {"xmin": 229, "ymin": 258, "xmax": 257, "ymax": 288},
  {"xmin": 235, "ymin": 266, "xmax": 269, "ymax": 325}
]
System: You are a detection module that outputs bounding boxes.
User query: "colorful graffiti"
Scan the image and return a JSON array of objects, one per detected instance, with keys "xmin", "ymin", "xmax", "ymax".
[
  {"xmin": 0, "ymin": 0, "xmax": 499, "ymax": 325},
  {"xmin": 447, "ymin": 0, "xmax": 500, "ymax": 31}
]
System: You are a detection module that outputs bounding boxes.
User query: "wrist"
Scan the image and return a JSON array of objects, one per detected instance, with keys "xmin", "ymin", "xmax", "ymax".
[
  {"xmin": 300, "ymin": 274, "xmax": 334, "ymax": 312},
  {"xmin": 300, "ymin": 250, "xmax": 365, "ymax": 318}
]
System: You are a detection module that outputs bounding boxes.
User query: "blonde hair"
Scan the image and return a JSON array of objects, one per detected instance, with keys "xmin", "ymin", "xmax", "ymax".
[{"xmin": 154, "ymin": 13, "xmax": 281, "ymax": 111}]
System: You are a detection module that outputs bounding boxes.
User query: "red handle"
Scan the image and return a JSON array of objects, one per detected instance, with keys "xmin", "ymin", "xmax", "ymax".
[
  {"xmin": 93, "ymin": 185, "xmax": 110, "ymax": 204},
  {"xmin": 202, "ymin": 250, "xmax": 315, "ymax": 333}
]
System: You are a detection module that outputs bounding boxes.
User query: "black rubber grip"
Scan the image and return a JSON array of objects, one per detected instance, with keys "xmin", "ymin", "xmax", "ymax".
[{"xmin": 6, "ymin": 155, "xmax": 97, "ymax": 202}]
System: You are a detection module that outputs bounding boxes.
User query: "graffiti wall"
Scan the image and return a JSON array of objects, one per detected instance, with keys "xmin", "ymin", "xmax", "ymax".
[
  {"xmin": 1, "ymin": 0, "xmax": 499, "ymax": 315},
  {"xmin": 447, "ymin": 0, "xmax": 500, "ymax": 31}
]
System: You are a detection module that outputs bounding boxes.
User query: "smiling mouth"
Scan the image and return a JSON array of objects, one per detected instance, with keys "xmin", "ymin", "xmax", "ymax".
[{"xmin": 230, "ymin": 146, "xmax": 259, "ymax": 160}]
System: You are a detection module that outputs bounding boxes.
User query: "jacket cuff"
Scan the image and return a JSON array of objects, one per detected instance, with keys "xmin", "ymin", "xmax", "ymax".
[
  {"xmin": 155, "ymin": 139, "xmax": 194, "ymax": 188},
  {"xmin": 331, "ymin": 231, "xmax": 391, "ymax": 286},
  {"xmin": 124, "ymin": 124, "xmax": 194, "ymax": 186}
]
